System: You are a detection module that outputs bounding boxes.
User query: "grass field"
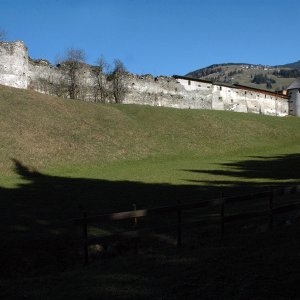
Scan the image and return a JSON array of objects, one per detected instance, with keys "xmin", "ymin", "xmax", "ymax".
[
  {"xmin": 1, "ymin": 84, "xmax": 300, "ymax": 185},
  {"xmin": 1, "ymin": 84, "xmax": 300, "ymax": 299}
]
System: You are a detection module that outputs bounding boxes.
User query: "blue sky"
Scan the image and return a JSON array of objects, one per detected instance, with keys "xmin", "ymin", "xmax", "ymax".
[{"xmin": 1, "ymin": 0, "xmax": 299, "ymax": 76}]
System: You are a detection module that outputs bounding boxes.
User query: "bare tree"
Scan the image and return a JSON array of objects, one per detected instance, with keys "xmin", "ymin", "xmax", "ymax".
[
  {"xmin": 61, "ymin": 48, "xmax": 86, "ymax": 100},
  {"xmin": 0, "ymin": 28, "xmax": 6, "ymax": 41},
  {"xmin": 94, "ymin": 55, "xmax": 109, "ymax": 103},
  {"xmin": 109, "ymin": 59, "xmax": 127, "ymax": 104}
]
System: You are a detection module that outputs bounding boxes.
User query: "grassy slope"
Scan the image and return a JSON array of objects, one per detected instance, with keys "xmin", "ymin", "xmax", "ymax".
[{"xmin": 1, "ymin": 84, "xmax": 300, "ymax": 186}]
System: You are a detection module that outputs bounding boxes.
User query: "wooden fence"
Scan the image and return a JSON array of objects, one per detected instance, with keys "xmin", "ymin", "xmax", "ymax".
[{"xmin": 70, "ymin": 185, "xmax": 300, "ymax": 265}]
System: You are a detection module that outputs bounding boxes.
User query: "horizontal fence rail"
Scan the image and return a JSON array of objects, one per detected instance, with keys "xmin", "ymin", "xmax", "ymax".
[{"xmin": 69, "ymin": 185, "xmax": 300, "ymax": 265}]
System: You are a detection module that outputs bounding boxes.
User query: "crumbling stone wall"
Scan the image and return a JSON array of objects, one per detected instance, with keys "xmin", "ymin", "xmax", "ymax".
[
  {"xmin": 28, "ymin": 59, "xmax": 98, "ymax": 101},
  {"xmin": 0, "ymin": 40, "xmax": 289, "ymax": 117},
  {"xmin": 123, "ymin": 75, "xmax": 212, "ymax": 110},
  {"xmin": 0, "ymin": 41, "xmax": 28, "ymax": 89},
  {"xmin": 28, "ymin": 58, "xmax": 62, "ymax": 95}
]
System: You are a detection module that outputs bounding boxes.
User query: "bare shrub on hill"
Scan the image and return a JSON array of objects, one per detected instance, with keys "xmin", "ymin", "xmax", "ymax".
[
  {"xmin": 59, "ymin": 48, "xmax": 87, "ymax": 100},
  {"xmin": 0, "ymin": 28, "xmax": 6, "ymax": 41},
  {"xmin": 94, "ymin": 55, "xmax": 109, "ymax": 103},
  {"xmin": 108, "ymin": 59, "xmax": 127, "ymax": 104}
]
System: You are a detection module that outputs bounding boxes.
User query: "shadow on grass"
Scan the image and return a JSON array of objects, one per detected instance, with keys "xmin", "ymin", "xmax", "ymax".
[
  {"xmin": 183, "ymin": 153, "xmax": 300, "ymax": 188},
  {"xmin": 1, "ymin": 154, "xmax": 300, "ymax": 299},
  {"xmin": 1, "ymin": 154, "xmax": 300, "ymax": 241}
]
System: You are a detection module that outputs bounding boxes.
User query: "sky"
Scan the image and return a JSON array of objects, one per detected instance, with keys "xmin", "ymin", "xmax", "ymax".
[{"xmin": 0, "ymin": 0, "xmax": 299, "ymax": 76}]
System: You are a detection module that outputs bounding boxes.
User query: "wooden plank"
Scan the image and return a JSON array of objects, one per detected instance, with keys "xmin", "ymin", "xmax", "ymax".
[
  {"xmin": 86, "ymin": 213, "xmax": 223, "ymax": 245},
  {"xmin": 184, "ymin": 215, "xmax": 222, "ymax": 226},
  {"xmin": 180, "ymin": 198, "xmax": 223, "ymax": 210},
  {"xmin": 149, "ymin": 198, "xmax": 223, "ymax": 214},
  {"xmin": 69, "ymin": 185, "xmax": 300, "ymax": 226},
  {"xmin": 71, "ymin": 209, "xmax": 148, "ymax": 224},
  {"xmin": 273, "ymin": 203, "xmax": 300, "ymax": 214},
  {"xmin": 225, "ymin": 210, "xmax": 269, "ymax": 222},
  {"xmin": 70, "ymin": 199, "xmax": 223, "ymax": 225},
  {"xmin": 225, "ymin": 191, "xmax": 270, "ymax": 204},
  {"xmin": 273, "ymin": 186, "xmax": 299, "ymax": 196}
]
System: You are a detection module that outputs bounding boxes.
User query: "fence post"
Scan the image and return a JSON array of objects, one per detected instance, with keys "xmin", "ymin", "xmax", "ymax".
[
  {"xmin": 82, "ymin": 211, "xmax": 89, "ymax": 265},
  {"xmin": 269, "ymin": 188, "xmax": 274, "ymax": 231},
  {"xmin": 133, "ymin": 203, "xmax": 139, "ymax": 254},
  {"xmin": 221, "ymin": 192, "xmax": 225, "ymax": 239},
  {"xmin": 177, "ymin": 199, "xmax": 182, "ymax": 248},
  {"xmin": 133, "ymin": 203, "xmax": 138, "ymax": 227}
]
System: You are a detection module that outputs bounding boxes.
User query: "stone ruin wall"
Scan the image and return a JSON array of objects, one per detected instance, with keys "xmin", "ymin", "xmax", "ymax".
[
  {"xmin": 174, "ymin": 78, "xmax": 288, "ymax": 116},
  {"xmin": 210, "ymin": 84, "xmax": 288, "ymax": 117},
  {"xmin": 28, "ymin": 58, "xmax": 97, "ymax": 101},
  {"xmin": 0, "ymin": 41, "xmax": 289, "ymax": 117},
  {"xmin": 0, "ymin": 41, "xmax": 28, "ymax": 89},
  {"xmin": 123, "ymin": 74, "xmax": 212, "ymax": 110}
]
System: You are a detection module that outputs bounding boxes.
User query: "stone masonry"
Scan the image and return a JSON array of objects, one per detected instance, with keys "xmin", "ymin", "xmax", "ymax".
[{"xmin": 0, "ymin": 40, "xmax": 290, "ymax": 117}]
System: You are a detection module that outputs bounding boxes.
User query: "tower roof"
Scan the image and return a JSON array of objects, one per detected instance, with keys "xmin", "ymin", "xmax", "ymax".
[{"xmin": 287, "ymin": 78, "xmax": 300, "ymax": 90}]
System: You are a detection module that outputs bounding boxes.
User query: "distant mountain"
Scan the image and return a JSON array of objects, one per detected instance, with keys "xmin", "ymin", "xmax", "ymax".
[
  {"xmin": 278, "ymin": 60, "xmax": 300, "ymax": 69},
  {"xmin": 186, "ymin": 61, "xmax": 300, "ymax": 91}
]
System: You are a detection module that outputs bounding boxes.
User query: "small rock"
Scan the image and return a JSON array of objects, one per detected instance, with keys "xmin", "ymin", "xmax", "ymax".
[{"xmin": 88, "ymin": 244, "xmax": 104, "ymax": 259}]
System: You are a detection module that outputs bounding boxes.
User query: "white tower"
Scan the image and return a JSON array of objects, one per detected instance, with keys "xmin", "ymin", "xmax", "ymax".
[{"xmin": 287, "ymin": 78, "xmax": 300, "ymax": 116}]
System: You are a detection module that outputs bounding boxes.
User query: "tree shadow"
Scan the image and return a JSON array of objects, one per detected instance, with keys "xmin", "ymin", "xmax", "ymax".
[
  {"xmin": 0, "ymin": 154, "xmax": 300, "ymax": 280},
  {"xmin": 0, "ymin": 154, "xmax": 300, "ymax": 299},
  {"xmin": 183, "ymin": 153, "xmax": 300, "ymax": 188},
  {"xmin": 1, "ymin": 154, "xmax": 299, "ymax": 243},
  {"xmin": 0, "ymin": 158, "xmax": 219, "ymax": 278}
]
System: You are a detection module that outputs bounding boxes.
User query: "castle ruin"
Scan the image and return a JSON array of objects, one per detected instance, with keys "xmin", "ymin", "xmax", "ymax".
[{"xmin": 0, "ymin": 40, "xmax": 297, "ymax": 117}]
